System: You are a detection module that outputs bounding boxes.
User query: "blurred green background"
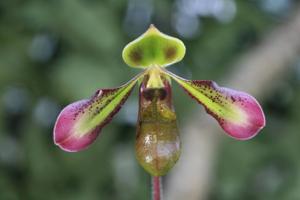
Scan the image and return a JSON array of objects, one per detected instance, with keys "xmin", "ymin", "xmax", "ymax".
[{"xmin": 1, "ymin": 0, "xmax": 300, "ymax": 199}]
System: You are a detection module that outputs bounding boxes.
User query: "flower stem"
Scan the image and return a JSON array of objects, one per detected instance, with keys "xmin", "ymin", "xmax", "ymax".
[{"xmin": 152, "ymin": 176, "xmax": 162, "ymax": 200}]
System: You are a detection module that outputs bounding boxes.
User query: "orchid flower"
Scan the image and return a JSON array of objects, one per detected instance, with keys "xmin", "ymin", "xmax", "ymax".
[{"xmin": 53, "ymin": 25, "xmax": 265, "ymax": 177}]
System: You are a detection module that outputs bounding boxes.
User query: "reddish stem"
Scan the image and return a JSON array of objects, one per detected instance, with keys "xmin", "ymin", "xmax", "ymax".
[{"xmin": 152, "ymin": 176, "xmax": 162, "ymax": 200}]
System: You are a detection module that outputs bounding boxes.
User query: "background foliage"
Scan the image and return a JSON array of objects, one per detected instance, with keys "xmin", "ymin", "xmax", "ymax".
[{"xmin": 1, "ymin": 0, "xmax": 300, "ymax": 199}]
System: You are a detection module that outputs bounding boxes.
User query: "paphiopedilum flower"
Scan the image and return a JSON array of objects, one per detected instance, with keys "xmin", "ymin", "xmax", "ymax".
[{"xmin": 54, "ymin": 25, "xmax": 265, "ymax": 176}]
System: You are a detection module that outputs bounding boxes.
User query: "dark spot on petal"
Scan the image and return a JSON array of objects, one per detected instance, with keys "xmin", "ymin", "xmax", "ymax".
[{"xmin": 231, "ymin": 96, "xmax": 236, "ymax": 102}]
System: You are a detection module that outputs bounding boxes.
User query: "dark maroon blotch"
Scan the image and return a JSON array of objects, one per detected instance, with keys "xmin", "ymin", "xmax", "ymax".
[
  {"xmin": 165, "ymin": 46, "xmax": 177, "ymax": 60},
  {"xmin": 130, "ymin": 49, "xmax": 143, "ymax": 63}
]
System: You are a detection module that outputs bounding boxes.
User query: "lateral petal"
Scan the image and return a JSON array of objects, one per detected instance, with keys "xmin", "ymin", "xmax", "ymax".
[
  {"xmin": 164, "ymin": 69, "xmax": 265, "ymax": 140},
  {"xmin": 53, "ymin": 72, "xmax": 144, "ymax": 152}
]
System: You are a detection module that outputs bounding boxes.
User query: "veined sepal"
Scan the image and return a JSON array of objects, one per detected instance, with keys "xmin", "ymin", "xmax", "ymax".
[
  {"xmin": 53, "ymin": 71, "xmax": 145, "ymax": 152},
  {"xmin": 162, "ymin": 69, "xmax": 265, "ymax": 140}
]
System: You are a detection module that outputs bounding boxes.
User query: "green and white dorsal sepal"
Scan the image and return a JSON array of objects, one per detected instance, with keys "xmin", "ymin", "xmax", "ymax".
[{"xmin": 122, "ymin": 24, "xmax": 186, "ymax": 68}]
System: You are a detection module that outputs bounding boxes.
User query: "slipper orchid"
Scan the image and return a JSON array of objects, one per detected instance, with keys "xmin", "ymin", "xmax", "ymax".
[{"xmin": 53, "ymin": 25, "xmax": 265, "ymax": 176}]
